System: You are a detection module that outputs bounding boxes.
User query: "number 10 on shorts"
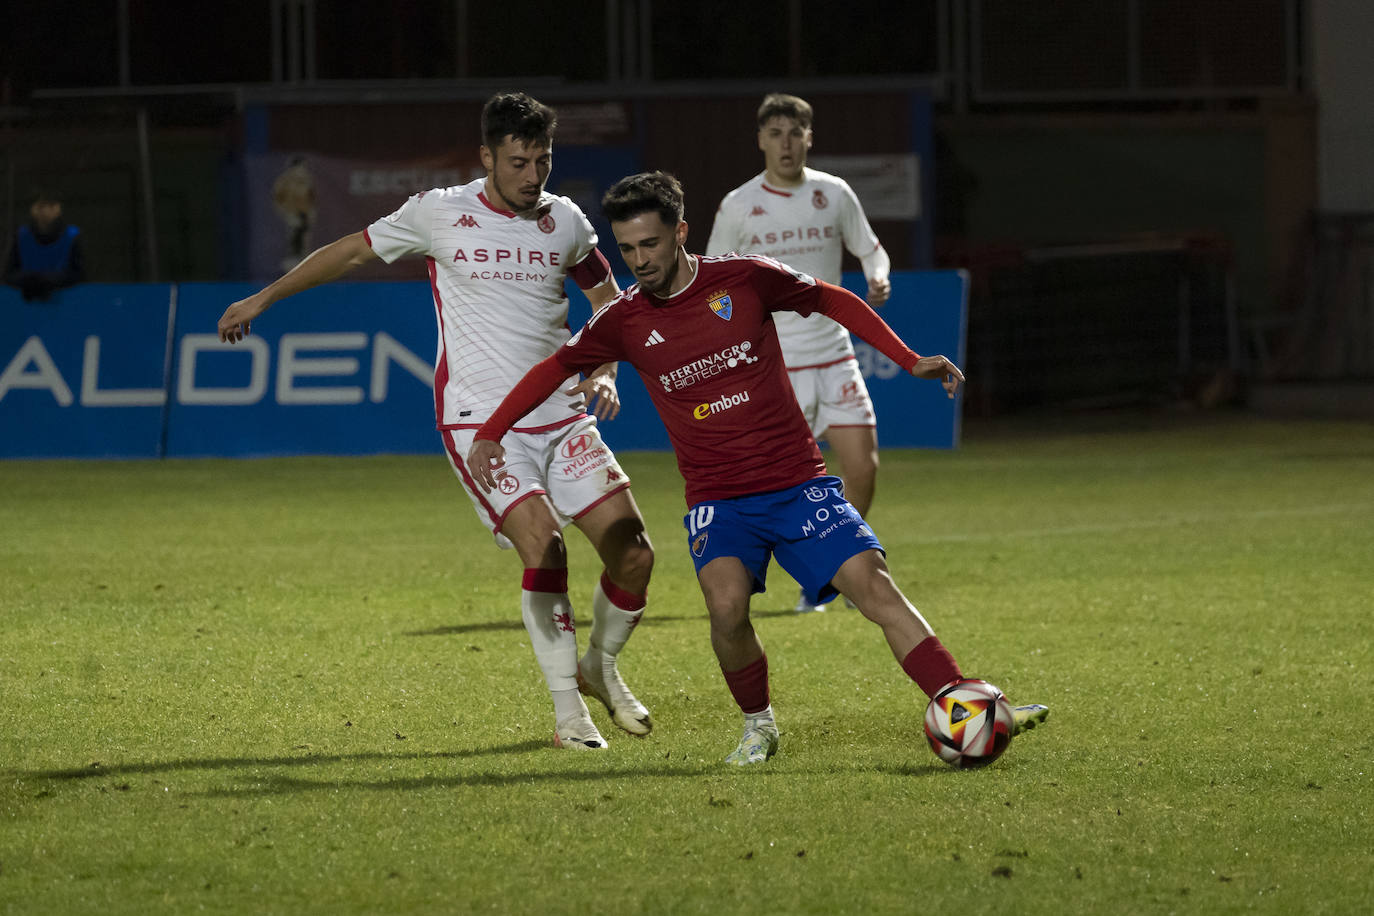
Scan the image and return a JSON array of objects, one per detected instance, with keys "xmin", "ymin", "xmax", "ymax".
[{"xmin": 687, "ymin": 505, "xmax": 715, "ymax": 535}]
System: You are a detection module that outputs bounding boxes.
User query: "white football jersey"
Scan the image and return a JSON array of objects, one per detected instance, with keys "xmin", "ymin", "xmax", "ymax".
[
  {"xmin": 366, "ymin": 179, "xmax": 609, "ymax": 430},
  {"xmin": 706, "ymin": 167, "xmax": 881, "ymax": 367}
]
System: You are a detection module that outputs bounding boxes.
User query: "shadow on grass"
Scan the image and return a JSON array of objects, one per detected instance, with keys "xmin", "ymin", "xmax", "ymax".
[
  {"xmin": 195, "ymin": 756, "xmax": 952, "ymax": 797},
  {"xmin": 17, "ymin": 740, "xmax": 554, "ymax": 782},
  {"xmin": 194, "ymin": 761, "xmax": 728, "ymax": 798},
  {"xmin": 404, "ymin": 605, "xmax": 810, "ymax": 637},
  {"xmin": 12, "ymin": 746, "xmax": 956, "ymax": 799}
]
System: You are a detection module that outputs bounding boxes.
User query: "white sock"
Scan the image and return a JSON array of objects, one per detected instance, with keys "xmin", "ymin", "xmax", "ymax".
[
  {"xmin": 745, "ymin": 704, "xmax": 776, "ymax": 730},
  {"xmin": 550, "ymin": 687, "xmax": 588, "ymax": 724},
  {"xmin": 585, "ymin": 576, "xmax": 644, "ymax": 677},
  {"xmin": 521, "ymin": 587, "xmax": 579, "ymax": 696}
]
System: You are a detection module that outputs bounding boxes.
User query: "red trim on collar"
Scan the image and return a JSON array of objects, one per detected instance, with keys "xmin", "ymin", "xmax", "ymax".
[
  {"xmin": 760, "ymin": 182, "xmax": 794, "ymax": 198},
  {"xmin": 477, "ymin": 191, "xmax": 516, "ymax": 217}
]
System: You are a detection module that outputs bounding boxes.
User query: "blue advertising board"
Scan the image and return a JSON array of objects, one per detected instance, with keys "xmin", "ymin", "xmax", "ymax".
[
  {"xmin": 166, "ymin": 281, "xmax": 438, "ymax": 457},
  {"xmin": 1, "ymin": 271, "xmax": 965, "ymax": 460},
  {"xmin": 0, "ymin": 284, "xmax": 174, "ymax": 458}
]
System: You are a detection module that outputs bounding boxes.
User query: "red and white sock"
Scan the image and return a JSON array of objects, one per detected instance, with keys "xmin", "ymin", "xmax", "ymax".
[
  {"xmin": 521, "ymin": 567, "xmax": 583, "ymax": 721},
  {"xmin": 582, "ymin": 571, "xmax": 645, "ymax": 678},
  {"xmin": 901, "ymin": 635, "xmax": 964, "ymax": 698}
]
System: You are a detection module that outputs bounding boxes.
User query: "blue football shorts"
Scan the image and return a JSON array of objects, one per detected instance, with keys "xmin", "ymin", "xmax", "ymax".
[{"xmin": 682, "ymin": 475, "xmax": 884, "ymax": 606}]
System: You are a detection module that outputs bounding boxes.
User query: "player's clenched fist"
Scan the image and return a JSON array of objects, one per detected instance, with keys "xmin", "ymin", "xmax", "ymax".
[{"xmin": 467, "ymin": 439, "xmax": 507, "ymax": 493}]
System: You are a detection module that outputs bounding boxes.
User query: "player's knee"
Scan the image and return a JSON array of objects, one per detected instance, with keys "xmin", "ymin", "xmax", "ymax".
[
  {"xmin": 610, "ymin": 538, "xmax": 654, "ymax": 592},
  {"xmin": 700, "ymin": 583, "xmax": 751, "ymax": 634},
  {"xmin": 513, "ymin": 526, "xmax": 567, "ymax": 569},
  {"xmin": 707, "ymin": 603, "xmax": 752, "ymax": 641},
  {"xmin": 851, "ymin": 448, "xmax": 878, "ymax": 479}
]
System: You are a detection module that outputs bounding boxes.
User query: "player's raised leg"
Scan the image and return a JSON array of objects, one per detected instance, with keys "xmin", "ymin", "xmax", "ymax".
[
  {"xmin": 502, "ymin": 496, "xmax": 606, "ymax": 750},
  {"xmin": 832, "ymin": 549, "xmax": 1050, "ymax": 731},
  {"xmin": 572, "ymin": 491, "xmax": 655, "ymax": 736},
  {"xmin": 698, "ymin": 557, "xmax": 779, "ymax": 765}
]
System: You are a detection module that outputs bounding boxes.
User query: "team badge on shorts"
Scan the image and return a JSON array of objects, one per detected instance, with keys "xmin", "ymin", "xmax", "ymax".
[
  {"xmin": 708, "ymin": 289, "xmax": 733, "ymax": 321},
  {"xmin": 691, "ymin": 531, "xmax": 709, "ymax": 557},
  {"xmin": 498, "ymin": 474, "xmax": 520, "ymax": 495}
]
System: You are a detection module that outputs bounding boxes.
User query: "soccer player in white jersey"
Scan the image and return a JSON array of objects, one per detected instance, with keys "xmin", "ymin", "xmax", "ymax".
[
  {"xmin": 706, "ymin": 93, "xmax": 891, "ymax": 614},
  {"xmin": 217, "ymin": 92, "xmax": 655, "ymax": 751}
]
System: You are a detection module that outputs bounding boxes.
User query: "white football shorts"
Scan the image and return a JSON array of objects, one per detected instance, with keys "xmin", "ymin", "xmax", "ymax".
[
  {"xmin": 786, "ymin": 358, "xmax": 876, "ymax": 439},
  {"xmin": 442, "ymin": 416, "xmax": 631, "ymax": 549}
]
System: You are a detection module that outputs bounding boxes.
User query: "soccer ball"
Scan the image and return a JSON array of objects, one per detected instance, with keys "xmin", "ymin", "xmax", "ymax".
[{"xmin": 923, "ymin": 678, "xmax": 1014, "ymax": 769}]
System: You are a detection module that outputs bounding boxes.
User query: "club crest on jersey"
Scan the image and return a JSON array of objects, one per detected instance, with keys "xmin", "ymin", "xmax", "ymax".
[
  {"xmin": 812, "ymin": 189, "xmax": 828, "ymax": 209},
  {"xmin": 707, "ymin": 290, "xmax": 733, "ymax": 321},
  {"xmin": 537, "ymin": 213, "xmax": 556, "ymax": 233},
  {"xmin": 454, "ymin": 214, "xmax": 480, "ymax": 228}
]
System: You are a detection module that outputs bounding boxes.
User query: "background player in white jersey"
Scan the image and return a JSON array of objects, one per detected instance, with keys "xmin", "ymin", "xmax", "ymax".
[
  {"xmin": 217, "ymin": 92, "xmax": 655, "ymax": 752},
  {"xmin": 706, "ymin": 93, "xmax": 891, "ymax": 613}
]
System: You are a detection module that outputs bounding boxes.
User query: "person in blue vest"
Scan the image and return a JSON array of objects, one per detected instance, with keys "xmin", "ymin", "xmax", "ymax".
[{"xmin": 5, "ymin": 190, "xmax": 85, "ymax": 301}]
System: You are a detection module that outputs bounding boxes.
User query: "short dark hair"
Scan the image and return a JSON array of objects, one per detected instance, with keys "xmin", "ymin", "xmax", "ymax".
[
  {"xmin": 481, "ymin": 91, "xmax": 557, "ymax": 150},
  {"xmin": 601, "ymin": 171, "xmax": 684, "ymax": 227},
  {"xmin": 756, "ymin": 93, "xmax": 813, "ymax": 129}
]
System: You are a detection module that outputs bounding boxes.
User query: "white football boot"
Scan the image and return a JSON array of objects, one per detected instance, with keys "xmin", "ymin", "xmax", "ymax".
[
  {"xmin": 1011, "ymin": 704, "xmax": 1050, "ymax": 735},
  {"xmin": 553, "ymin": 710, "xmax": 608, "ymax": 750},
  {"xmin": 577, "ymin": 657, "xmax": 652, "ymax": 736},
  {"xmin": 724, "ymin": 720, "xmax": 779, "ymax": 766},
  {"xmin": 794, "ymin": 588, "xmax": 829, "ymax": 614}
]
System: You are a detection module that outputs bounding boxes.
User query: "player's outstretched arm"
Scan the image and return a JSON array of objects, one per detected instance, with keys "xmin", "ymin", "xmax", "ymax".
[
  {"xmin": 911, "ymin": 355, "xmax": 965, "ymax": 399},
  {"xmin": 217, "ymin": 231, "xmax": 379, "ymax": 342}
]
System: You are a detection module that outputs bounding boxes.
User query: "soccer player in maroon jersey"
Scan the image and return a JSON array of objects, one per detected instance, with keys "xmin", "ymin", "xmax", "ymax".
[
  {"xmin": 217, "ymin": 93, "xmax": 656, "ymax": 752},
  {"xmin": 469, "ymin": 171, "xmax": 1047, "ymax": 765}
]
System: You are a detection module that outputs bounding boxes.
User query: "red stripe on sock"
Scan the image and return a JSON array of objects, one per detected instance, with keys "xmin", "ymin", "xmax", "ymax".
[
  {"xmin": 599, "ymin": 571, "xmax": 646, "ymax": 612},
  {"xmin": 522, "ymin": 567, "xmax": 568, "ymax": 594},
  {"xmin": 722, "ymin": 653, "xmax": 770, "ymax": 715},
  {"xmin": 902, "ymin": 636, "xmax": 963, "ymax": 699}
]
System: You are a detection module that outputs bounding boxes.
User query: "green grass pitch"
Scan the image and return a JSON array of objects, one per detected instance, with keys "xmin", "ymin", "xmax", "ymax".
[{"xmin": 2, "ymin": 413, "xmax": 1372, "ymax": 914}]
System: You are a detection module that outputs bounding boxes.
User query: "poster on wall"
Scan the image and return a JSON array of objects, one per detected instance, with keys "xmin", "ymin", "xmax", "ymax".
[
  {"xmin": 243, "ymin": 152, "xmax": 482, "ymax": 282},
  {"xmin": 243, "ymin": 143, "xmax": 641, "ymax": 284}
]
